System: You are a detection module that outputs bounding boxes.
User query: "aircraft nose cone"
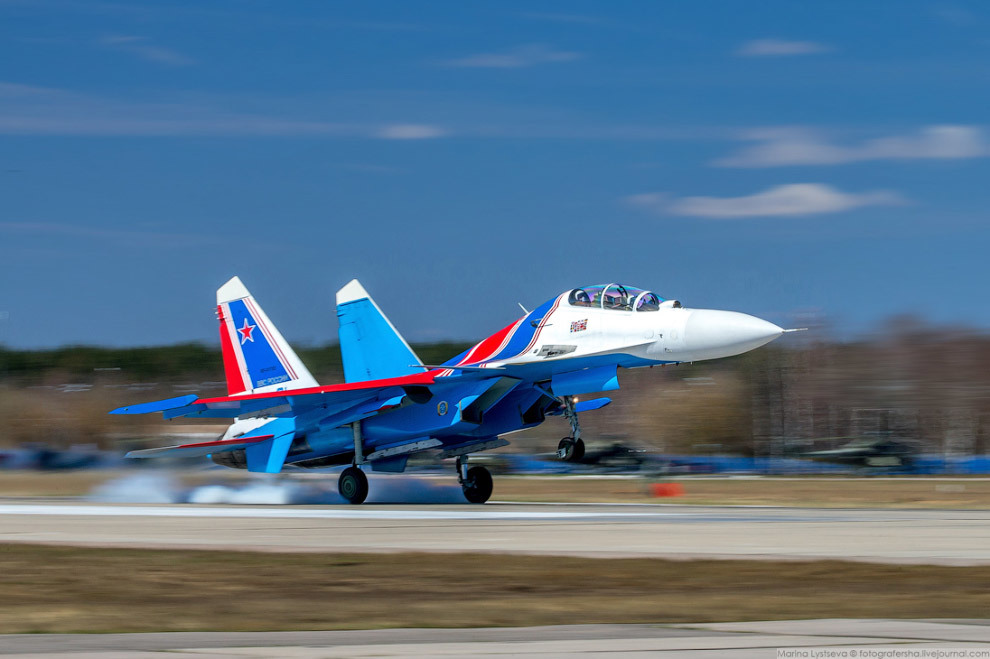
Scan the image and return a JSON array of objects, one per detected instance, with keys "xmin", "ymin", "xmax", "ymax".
[{"xmin": 683, "ymin": 310, "xmax": 784, "ymax": 360}]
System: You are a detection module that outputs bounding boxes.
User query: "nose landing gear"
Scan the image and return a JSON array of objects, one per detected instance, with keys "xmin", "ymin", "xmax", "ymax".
[{"xmin": 556, "ymin": 395, "xmax": 586, "ymax": 462}]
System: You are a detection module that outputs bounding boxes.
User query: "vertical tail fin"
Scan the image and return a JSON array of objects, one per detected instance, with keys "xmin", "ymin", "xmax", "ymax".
[
  {"xmin": 217, "ymin": 276, "xmax": 318, "ymax": 396},
  {"xmin": 336, "ymin": 279, "xmax": 423, "ymax": 383}
]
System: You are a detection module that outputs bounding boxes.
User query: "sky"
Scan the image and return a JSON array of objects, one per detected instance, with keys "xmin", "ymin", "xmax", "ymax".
[{"xmin": 1, "ymin": 1, "xmax": 989, "ymax": 348}]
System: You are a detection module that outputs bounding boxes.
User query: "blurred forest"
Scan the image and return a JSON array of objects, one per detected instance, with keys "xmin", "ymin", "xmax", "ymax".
[{"xmin": 1, "ymin": 319, "xmax": 988, "ymax": 456}]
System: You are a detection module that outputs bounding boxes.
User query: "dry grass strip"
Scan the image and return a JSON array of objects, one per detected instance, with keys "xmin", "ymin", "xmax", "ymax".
[{"xmin": 1, "ymin": 544, "xmax": 987, "ymax": 633}]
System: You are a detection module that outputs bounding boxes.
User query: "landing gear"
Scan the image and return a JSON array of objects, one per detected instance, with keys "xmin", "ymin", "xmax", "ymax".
[
  {"xmin": 556, "ymin": 395, "xmax": 586, "ymax": 462},
  {"xmin": 557, "ymin": 436, "xmax": 585, "ymax": 462},
  {"xmin": 338, "ymin": 466, "xmax": 368, "ymax": 505},
  {"xmin": 457, "ymin": 456, "xmax": 493, "ymax": 504},
  {"xmin": 339, "ymin": 421, "xmax": 369, "ymax": 505}
]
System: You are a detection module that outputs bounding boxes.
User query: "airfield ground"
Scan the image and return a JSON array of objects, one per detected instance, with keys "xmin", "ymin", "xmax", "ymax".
[
  {"xmin": 2, "ymin": 473, "xmax": 989, "ymax": 647},
  {"xmin": 3, "ymin": 470, "xmax": 990, "ymax": 508},
  {"xmin": 2, "ymin": 544, "xmax": 990, "ymax": 634}
]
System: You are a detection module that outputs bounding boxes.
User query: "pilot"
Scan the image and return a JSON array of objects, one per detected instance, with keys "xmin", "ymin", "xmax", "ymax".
[
  {"xmin": 572, "ymin": 289, "xmax": 592, "ymax": 306},
  {"xmin": 605, "ymin": 294, "xmax": 628, "ymax": 310}
]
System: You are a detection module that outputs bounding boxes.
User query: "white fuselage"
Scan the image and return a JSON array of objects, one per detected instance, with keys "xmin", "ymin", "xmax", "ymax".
[{"xmin": 487, "ymin": 298, "xmax": 784, "ymax": 369}]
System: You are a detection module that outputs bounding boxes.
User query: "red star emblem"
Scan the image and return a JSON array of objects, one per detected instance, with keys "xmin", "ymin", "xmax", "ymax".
[{"xmin": 237, "ymin": 318, "xmax": 256, "ymax": 345}]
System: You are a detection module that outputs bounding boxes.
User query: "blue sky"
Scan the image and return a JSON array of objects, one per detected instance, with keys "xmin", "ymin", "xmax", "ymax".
[{"xmin": 1, "ymin": 1, "xmax": 988, "ymax": 347}]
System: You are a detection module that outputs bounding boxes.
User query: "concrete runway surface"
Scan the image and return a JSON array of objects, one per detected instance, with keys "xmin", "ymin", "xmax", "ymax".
[
  {"xmin": 2, "ymin": 620, "xmax": 990, "ymax": 658},
  {"xmin": 2, "ymin": 498, "xmax": 990, "ymax": 564}
]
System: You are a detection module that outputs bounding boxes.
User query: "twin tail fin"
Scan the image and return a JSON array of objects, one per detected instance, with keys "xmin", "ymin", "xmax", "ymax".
[{"xmin": 216, "ymin": 276, "xmax": 318, "ymax": 396}]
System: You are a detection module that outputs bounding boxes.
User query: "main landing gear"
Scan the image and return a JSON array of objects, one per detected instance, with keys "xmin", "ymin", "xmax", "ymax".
[
  {"xmin": 457, "ymin": 455, "xmax": 493, "ymax": 504},
  {"xmin": 339, "ymin": 421, "xmax": 369, "ymax": 505},
  {"xmin": 338, "ymin": 466, "xmax": 369, "ymax": 505},
  {"xmin": 557, "ymin": 395, "xmax": 585, "ymax": 462}
]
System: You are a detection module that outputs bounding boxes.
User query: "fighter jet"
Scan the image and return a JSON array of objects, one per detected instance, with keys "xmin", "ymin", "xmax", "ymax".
[
  {"xmin": 112, "ymin": 279, "xmax": 789, "ymax": 504},
  {"xmin": 803, "ymin": 436, "xmax": 919, "ymax": 471}
]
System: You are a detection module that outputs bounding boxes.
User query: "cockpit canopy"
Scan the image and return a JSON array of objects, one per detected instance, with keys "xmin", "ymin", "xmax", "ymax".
[{"xmin": 568, "ymin": 284, "xmax": 676, "ymax": 312}]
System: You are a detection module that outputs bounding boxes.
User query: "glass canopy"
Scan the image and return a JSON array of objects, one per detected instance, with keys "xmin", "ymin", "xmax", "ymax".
[{"xmin": 567, "ymin": 284, "xmax": 666, "ymax": 312}]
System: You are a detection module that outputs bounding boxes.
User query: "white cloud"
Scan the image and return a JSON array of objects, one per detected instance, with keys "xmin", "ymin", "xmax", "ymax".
[
  {"xmin": 625, "ymin": 184, "xmax": 906, "ymax": 219},
  {"xmin": 624, "ymin": 193, "xmax": 667, "ymax": 210},
  {"xmin": 0, "ymin": 82, "xmax": 452, "ymax": 138},
  {"xmin": 715, "ymin": 125, "xmax": 988, "ymax": 167},
  {"xmin": 442, "ymin": 44, "xmax": 580, "ymax": 68},
  {"xmin": 736, "ymin": 39, "xmax": 832, "ymax": 57},
  {"xmin": 99, "ymin": 35, "xmax": 193, "ymax": 66},
  {"xmin": 376, "ymin": 124, "xmax": 447, "ymax": 140}
]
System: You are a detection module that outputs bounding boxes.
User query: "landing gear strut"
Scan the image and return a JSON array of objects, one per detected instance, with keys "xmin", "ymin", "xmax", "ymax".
[
  {"xmin": 339, "ymin": 421, "xmax": 369, "ymax": 504},
  {"xmin": 557, "ymin": 395, "xmax": 585, "ymax": 462},
  {"xmin": 457, "ymin": 455, "xmax": 493, "ymax": 504}
]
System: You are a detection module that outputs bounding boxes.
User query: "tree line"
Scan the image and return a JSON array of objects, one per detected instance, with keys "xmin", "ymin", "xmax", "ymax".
[{"xmin": 1, "ymin": 320, "xmax": 988, "ymax": 455}]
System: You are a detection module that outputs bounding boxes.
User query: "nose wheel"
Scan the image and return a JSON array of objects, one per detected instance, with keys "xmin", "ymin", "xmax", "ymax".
[
  {"xmin": 457, "ymin": 456, "xmax": 493, "ymax": 504},
  {"xmin": 557, "ymin": 436, "xmax": 585, "ymax": 462},
  {"xmin": 557, "ymin": 395, "xmax": 586, "ymax": 462}
]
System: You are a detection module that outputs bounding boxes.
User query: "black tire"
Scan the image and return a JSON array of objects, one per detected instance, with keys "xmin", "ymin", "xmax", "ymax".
[
  {"xmin": 461, "ymin": 466, "xmax": 493, "ymax": 504},
  {"xmin": 338, "ymin": 466, "xmax": 369, "ymax": 505},
  {"xmin": 557, "ymin": 437, "xmax": 585, "ymax": 462}
]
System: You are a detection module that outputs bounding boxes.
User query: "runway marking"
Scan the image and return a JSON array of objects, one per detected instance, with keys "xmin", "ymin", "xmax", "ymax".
[
  {"xmin": 0, "ymin": 503, "xmax": 678, "ymax": 521},
  {"xmin": 0, "ymin": 503, "xmax": 920, "ymax": 525}
]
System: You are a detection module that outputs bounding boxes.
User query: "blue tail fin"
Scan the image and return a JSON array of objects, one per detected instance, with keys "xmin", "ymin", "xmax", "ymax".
[{"xmin": 336, "ymin": 279, "xmax": 423, "ymax": 383}]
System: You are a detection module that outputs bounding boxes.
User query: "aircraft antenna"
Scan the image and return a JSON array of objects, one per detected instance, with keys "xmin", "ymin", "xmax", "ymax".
[{"xmin": 518, "ymin": 302, "xmax": 530, "ymax": 314}]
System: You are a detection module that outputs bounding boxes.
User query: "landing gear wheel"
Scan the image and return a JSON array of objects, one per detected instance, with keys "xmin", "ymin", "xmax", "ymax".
[
  {"xmin": 338, "ymin": 466, "xmax": 369, "ymax": 505},
  {"xmin": 557, "ymin": 437, "xmax": 585, "ymax": 462},
  {"xmin": 461, "ymin": 466, "xmax": 493, "ymax": 504}
]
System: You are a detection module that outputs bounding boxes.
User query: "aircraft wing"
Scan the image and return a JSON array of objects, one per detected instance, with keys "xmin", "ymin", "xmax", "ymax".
[
  {"xmin": 112, "ymin": 370, "xmax": 465, "ymax": 474},
  {"xmin": 110, "ymin": 370, "xmax": 446, "ymax": 421}
]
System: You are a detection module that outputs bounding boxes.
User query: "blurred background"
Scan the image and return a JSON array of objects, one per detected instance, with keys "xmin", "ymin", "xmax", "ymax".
[
  {"xmin": 2, "ymin": 1, "xmax": 989, "ymax": 478},
  {"xmin": 2, "ymin": 322, "xmax": 989, "ymax": 477}
]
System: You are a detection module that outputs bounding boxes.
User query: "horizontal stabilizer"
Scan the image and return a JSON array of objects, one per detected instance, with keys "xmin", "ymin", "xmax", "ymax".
[
  {"xmin": 106, "ymin": 369, "xmax": 443, "ymax": 422},
  {"xmin": 125, "ymin": 435, "xmax": 274, "ymax": 459},
  {"xmin": 110, "ymin": 395, "xmax": 199, "ymax": 415}
]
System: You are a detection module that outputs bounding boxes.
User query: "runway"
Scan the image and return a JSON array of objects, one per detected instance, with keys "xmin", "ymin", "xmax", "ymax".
[
  {"xmin": 2, "ymin": 498, "xmax": 990, "ymax": 564},
  {"xmin": 3, "ymin": 620, "xmax": 990, "ymax": 657}
]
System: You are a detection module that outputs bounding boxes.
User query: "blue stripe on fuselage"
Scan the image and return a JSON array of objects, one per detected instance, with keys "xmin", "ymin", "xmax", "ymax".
[
  {"xmin": 440, "ymin": 347, "xmax": 472, "ymax": 368},
  {"xmin": 487, "ymin": 295, "xmax": 559, "ymax": 363}
]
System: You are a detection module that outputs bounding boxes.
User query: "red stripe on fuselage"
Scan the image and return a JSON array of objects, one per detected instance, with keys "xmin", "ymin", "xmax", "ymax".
[{"xmin": 457, "ymin": 319, "xmax": 520, "ymax": 366}]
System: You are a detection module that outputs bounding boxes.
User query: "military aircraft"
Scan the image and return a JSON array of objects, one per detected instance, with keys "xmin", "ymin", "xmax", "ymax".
[
  {"xmin": 112, "ymin": 278, "xmax": 790, "ymax": 504},
  {"xmin": 803, "ymin": 436, "xmax": 920, "ymax": 471}
]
